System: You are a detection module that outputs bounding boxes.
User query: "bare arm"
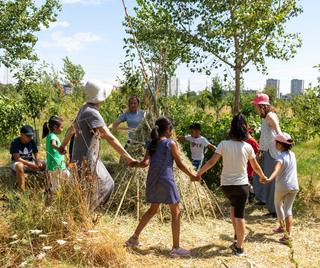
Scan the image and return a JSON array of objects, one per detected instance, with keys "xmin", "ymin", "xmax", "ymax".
[
  {"xmin": 129, "ymin": 149, "xmax": 151, "ymax": 168},
  {"xmin": 59, "ymin": 122, "xmax": 75, "ymax": 154},
  {"xmin": 261, "ymin": 161, "xmax": 282, "ymax": 184},
  {"xmin": 266, "ymin": 112, "xmax": 281, "ymax": 134},
  {"xmin": 97, "ymin": 126, "xmax": 136, "ymax": 164},
  {"xmin": 197, "ymin": 152, "xmax": 221, "ymax": 176},
  {"xmin": 249, "ymin": 158, "xmax": 266, "ymax": 179},
  {"xmin": 176, "ymin": 135, "xmax": 186, "ymax": 140},
  {"xmin": 50, "ymin": 139, "xmax": 59, "ymax": 150},
  {"xmin": 207, "ymin": 143, "xmax": 217, "ymax": 150},
  {"xmin": 170, "ymin": 141, "xmax": 198, "ymax": 181},
  {"xmin": 108, "ymin": 119, "xmax": 122, "ymax": 129}
]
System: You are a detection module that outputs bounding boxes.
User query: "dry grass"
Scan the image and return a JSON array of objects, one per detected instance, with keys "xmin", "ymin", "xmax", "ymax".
[{"xmin": 111, "ymin": 204, "xmax": 320, "ymax": 268}]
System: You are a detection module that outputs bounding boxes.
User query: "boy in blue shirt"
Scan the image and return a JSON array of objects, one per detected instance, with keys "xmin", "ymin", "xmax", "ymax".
[
  {"xmin": 10, "ymin": 125, "xmax": 46, "ymax": 191},
  {"xmin": 177, "ymin": 123, "xmax": 216, "ymax": 171}
]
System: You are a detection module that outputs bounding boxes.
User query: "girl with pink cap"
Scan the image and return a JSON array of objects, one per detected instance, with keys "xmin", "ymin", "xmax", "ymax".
[
  {"xmin": 260, "ymin": 133, "xmax": 299, "ymax": 243},
  {"xmin": 251, "ymin": 93, "xmax": 281, "ymax": 217}
]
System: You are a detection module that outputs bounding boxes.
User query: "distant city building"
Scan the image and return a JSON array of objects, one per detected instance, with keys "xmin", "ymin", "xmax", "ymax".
[
  {"xmin": 266, "ymin": 78, "xmax": 280, "ymax": 98},
  {"xmin": 243, "ymin": 89, "xmax": 257, "ymax": 95},
  {"xmin": 168, "ymin": 76, "xmax": 180, "ymax": 97},
  {"xmin": 291, "ymin": 79, "xmax": 304, "ymax": 95}
]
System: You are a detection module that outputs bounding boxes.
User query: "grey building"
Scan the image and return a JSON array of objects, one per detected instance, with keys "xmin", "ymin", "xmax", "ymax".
[
  {"xmin": 266, "ymin": 78, "xmax": 280, "ymax": 98},
  {"xmin": 291, "ymin": 79, "xmax": 304, "ymax": 95},
  {"xmin": 169, "ymin": 76, "xmax": 180, "ymax": 97}
]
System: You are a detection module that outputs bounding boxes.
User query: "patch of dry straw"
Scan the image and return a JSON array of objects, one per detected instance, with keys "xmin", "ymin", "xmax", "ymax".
[{"xmin": 104, "ymin": 110, "xmax": 223, "ymax": 222}]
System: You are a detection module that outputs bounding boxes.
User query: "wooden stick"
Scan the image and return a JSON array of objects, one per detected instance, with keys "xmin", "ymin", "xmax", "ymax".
[
  {"xmin": 105, "ymin": 171, "xmax": 127, "ymax": 214},
  {"xmin": 202, "ymin": 183, "xmax": 216, "ymax": 219},
  {"xmin": 203, "ymin": 181, "xmax": 224, "ymax": 218},
  {"xmin": 188, "ymin": 183, "xmax": 196, "ymax": 220},
  {"xmin": 193, "ymin": 182, "xmax": 206, "ymax": 220},
  {"xmin": 179, "ymin": 188, "xmax": 191, "ymax": 222},
  {"xmin": 159, "ymin": 204, "xmax": 164, "ymax": 224},
  {"xmin": 113, "ymin": 176, "xmax": 133, "ymax": 222},
  {"xmin": 136, "ymin": 176, "xmax": 140, "ymax": 222}
]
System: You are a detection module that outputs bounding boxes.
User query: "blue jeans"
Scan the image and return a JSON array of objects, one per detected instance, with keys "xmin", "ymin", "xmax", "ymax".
[{"xmin": 191, "ymin": 159, "xmax": 205, "ymax": 171}]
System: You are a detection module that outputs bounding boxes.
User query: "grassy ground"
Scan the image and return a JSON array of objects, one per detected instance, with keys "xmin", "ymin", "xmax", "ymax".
[{"xmin": 0, "ymin": 126, "xmax": 319, "ymax": 267}]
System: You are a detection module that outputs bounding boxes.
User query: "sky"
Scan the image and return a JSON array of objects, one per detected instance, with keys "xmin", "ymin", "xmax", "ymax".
[{"xmin": 1, "ymin": 0, "xmax": 320, "ymax": 95}]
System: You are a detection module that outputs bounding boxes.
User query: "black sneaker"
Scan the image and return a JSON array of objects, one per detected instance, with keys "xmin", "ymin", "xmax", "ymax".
[{"xmin": 231, "ymin": 243, "xmax": 244, "ymax": 257}]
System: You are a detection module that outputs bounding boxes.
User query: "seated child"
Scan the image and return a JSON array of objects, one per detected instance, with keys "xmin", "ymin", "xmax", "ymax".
[
  {"xmin": 10, "ymin": 125, "xmax": 46, "ymax": 191},
  {"xmin": 177, "ymin": 123, "xmax": 216, "ymax": 171}
]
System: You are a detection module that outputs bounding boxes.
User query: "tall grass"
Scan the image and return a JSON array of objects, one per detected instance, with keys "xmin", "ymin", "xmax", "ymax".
[{"xmin": 0, "ymin": 166, "xmax": 130, "ymax": 267}]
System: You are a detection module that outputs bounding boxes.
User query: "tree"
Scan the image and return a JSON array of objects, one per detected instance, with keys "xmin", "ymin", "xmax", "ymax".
[
  {"xmin": 0, "ymin": 0, "xmax": 61, "ymax": 68},
  {"xmin": 61, "ymin": 56, "xmax": 85, "ymax": 98},
  {"xmin": 263, "ymin": 84, "xmax": 277, "ymax": 103},
  {"xmin": 14, "ymin": 63, "xmax": 49, "ymax": 143},
  {"xmin": 142, "ymin": 0, "xmax": 302, "ymax": 114},
  {"xmin": 210, "ymin": 76, "xmax": 224, "ymax": 119}
]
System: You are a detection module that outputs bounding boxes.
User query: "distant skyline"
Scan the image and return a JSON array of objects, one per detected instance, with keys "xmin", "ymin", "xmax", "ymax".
[{"xmin": 0, "ymin": 0, "xmax": 319, "ymax": 95}]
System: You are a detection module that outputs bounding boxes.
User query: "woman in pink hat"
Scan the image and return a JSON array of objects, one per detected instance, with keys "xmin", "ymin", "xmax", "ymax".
[{"xmin": 251, "ymin": 93, "xmax": 281, "ymax": 217}]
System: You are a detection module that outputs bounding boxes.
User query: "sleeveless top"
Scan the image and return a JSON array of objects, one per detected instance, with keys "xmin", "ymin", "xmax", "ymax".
[{"xmin": 259, "ymin": 112, "xmax": 280, "ymax": 159}]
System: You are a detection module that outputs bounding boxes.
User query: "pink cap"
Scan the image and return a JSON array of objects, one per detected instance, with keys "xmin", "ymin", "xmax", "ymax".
[
  {"xmin": 271, "ymin": 133, "xmax": 293, "ymax": 144},
  {"xmin": 251, "ymin": 93, "xmax": 270, "ymax": 105}
]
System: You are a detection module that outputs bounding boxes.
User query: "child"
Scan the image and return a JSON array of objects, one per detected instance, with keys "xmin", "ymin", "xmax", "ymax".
[
  {"xmin": 177, "ymin": 123, "xmax": 216, "ymax": 171},
  {"xmin": 42, "ymin": 116, "xmax": 70, "ymax": 207},
  {"xmin": 197, "ymin": 113, "xmax": 267, "ymax": 257},
  {"xmin": 127, "ymin": 116, "xmax": 199, "ymax": 257},
  {"xmin": 260, "ymin": 133, "xmax": 298, "ymax": 243},
  {"xmin": 245, "ymin": 124, "xmax": 259, "ymax": 203},
  {"xmin": 10, "ymin": 125, "xmax": 46, "ymax": 191}
]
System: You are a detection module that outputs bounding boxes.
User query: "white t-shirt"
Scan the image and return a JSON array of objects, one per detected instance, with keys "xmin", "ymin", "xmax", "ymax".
[
  {"xmin": 185, "ymin": 135, "xmax": 210, "ymax": 160},
  {"xmin": 215, "ymin": 140, "xmax": 255, "ymax": 185},
  {"xmin": 275, "ymin": 151, "xmax": 299, "ymax": 191}
]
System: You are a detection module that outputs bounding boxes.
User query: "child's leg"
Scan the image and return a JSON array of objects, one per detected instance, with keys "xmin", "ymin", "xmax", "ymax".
[
  {"xmin": 283, "ymin": 190, "xmax": 298, "ymax": 235},
  {"xmin": 274, "ymin": 191, "xmax": 286, "ymax": 222},
  {"xmin": 169, "ymin": 203, "xmax": 181, "ymax": 249},
  {"xmin": 235, "ymin": 218, "xmax": 246, "ymax": 249},
  {"xmin": 230, "ymin": 206, "xmax": 236, "ymax": 237},
  {"xmin": 133, "ymin": 203, "xmax": 160, "ymax": 238},
  {"xmin": 15, "ymin": 163, "xmax": 26, "ymax": 191}
]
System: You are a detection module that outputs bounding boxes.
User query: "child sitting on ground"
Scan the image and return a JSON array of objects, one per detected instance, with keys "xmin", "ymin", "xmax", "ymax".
[
  {"xmin": 260, "ymin": 133, "xmax": 299, "ymax": 244},
  {"xmin": 127, "ymin": 116, "xmax": 199, "ymax": 257},
  {"xmin": 177, "ymin": 123, "xmax": 216, "ymax": 171},
  {"xmin": 10, "ymin": 125, "xmax": 46, "ymax": 191}
]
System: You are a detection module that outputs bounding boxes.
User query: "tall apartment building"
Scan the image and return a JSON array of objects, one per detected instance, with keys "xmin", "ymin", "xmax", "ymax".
[
  {"xmin": 291, "ymin": 79, "xmax": 304, "ymax": 95},
  {"xmin": 168, "ymin": 76, "xmax": 180, "ymax": 97},
  {"xmin": 266, "ymin": 78, "xmax": 280, "ymax": 98}
]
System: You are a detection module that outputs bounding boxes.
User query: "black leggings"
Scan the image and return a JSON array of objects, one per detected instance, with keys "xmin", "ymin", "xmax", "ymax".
[{"xmin": 221, "ymin": 185, "xmax": 249, "ymax": 219}]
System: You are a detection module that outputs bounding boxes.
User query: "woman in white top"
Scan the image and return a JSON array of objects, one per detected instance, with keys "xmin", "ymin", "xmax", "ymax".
[
  {"xmin": 108, "ymin": 94, "xmax": 145, "ymax": 140},
  {"xmin": 197, "ymin": 113, "xmax": 266, "ymax": 257},
  {"xmin": 251, "ymin": 93, "xmax": 281, "ymax": 217}
]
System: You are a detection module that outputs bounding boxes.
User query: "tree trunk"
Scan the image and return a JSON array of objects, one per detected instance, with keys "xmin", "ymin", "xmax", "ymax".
[{"xmin": 233, "ymin": 67, "xmax": 241, "ymax": 115}]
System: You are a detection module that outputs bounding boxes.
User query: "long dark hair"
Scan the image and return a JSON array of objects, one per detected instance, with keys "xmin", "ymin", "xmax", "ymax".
[
  {"xmin": 42, "ymin": 115, "xmax": 63, "ymax": 138},
  {"xmin": 148, "ymin": 116, "xmax": 175, "ymax": 156},
  {"xmin": 229, "ymin": 113, "xmax": 249, "ymax": 141}
]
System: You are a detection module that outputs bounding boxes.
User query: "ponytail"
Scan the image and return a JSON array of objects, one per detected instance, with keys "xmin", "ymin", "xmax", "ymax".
[
  {"xmin": 42, "ymin": 115, "xmax": 63, "ymax": 139},
  {"xmin": 148, "ymin": 116, "xmax": 175, "ymax": 156}
]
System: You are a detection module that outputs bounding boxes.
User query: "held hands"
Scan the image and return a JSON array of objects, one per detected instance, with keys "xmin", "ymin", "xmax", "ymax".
[
  {"xmin": 58, "ymin": 145, "xmax": 67, "ymax": 155},
  {"xmin": 259, "ymin": 176, "xmax": 270, "ymax": 184},
  {"xmin": 190, "ymin": 173, "xmax": 201, "ymax": 182},
  {"xmin": 127, "ymin": 158, "xmax": 138, "ymax": 168}
]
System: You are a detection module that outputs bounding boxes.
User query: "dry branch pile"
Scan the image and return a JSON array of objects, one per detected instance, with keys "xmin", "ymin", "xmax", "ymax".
[{"xmin": 105, "ymin": 110, "xmax": 224, "ymax": 221}]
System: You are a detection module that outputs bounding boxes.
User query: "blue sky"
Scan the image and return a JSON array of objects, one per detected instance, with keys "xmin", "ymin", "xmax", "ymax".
[{"xmin": 2, "ymin": 0, "xmax": 320, "ymax": 95}]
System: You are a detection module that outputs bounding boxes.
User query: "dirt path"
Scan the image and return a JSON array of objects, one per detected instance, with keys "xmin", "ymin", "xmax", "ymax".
[{"xmin": 110, "ymin": 205, "xmax": 320, "ymax": 268}]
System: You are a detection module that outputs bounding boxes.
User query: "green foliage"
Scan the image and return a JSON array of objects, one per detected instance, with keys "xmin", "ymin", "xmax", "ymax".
[
  {"xmin": 61, "ymin": 56, "xmax": 86, "ymax": 100},
  {"xmin": 239, "ymin": 92, "xmax": 257, "ymax": 118},
  {"xmin": 210, "ymin": 76, "xmax": 224, "ymax": 119},
  {"xmin": 0, "ymin": 95, "xmax": 25, "ymax": 145},
  {"xmin": 0, "ymin": 0, "xmax": 61, "ymax": 68},
  {"xmin": 139, "ymin": 0, "xmax": 303, "ymax": 114},
  {"xmin": 263, "ymin": 84, "xmax": 278, "ymax": 103}
]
